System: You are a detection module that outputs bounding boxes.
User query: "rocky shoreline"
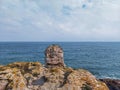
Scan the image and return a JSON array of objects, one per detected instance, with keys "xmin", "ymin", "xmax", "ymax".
[
  {"xmin": 100, "ymin": 79, "xmax": 120, "ymax": 90},
  {"xmin": 0, "ymin": 62, "xmax": 109, "ymax": 90},
  {"xmin": 0, "ymin": 62, "xmax": 120, "ymax": 90},
  {"xmin": 0, "ymin": 45, "xmax": 119, "ymax": 90}
]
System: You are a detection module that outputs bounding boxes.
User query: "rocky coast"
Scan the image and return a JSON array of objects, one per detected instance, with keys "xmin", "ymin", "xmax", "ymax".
[
  {"xmin": 100, "ymin": 79, "xmax": 120, "ymax": 90},
  {"xmin": 0, "ymin": 45, "xmax": 119, "ymax": 90},
  {"xmin": 0, "ymin": 62, "xmax": 109, "ymax": 90}
]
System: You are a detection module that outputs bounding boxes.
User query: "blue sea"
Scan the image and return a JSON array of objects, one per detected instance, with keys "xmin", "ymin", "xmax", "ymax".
[{"xmin": 0, "ymin": 42, "xmax": 120, "ymax": 79}]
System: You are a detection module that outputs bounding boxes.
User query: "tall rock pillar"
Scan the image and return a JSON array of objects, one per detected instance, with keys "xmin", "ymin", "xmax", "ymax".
[{"xmin": 45, "ymin": 44, "xmax": 65, "ymax": 67}]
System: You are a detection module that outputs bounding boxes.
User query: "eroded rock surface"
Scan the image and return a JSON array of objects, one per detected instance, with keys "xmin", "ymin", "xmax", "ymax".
[
  {"xmin": 45, "ymin": 45, "xmax": 65, "ymax": 67},
  {"xmin": 0, "ymin": 62, "xmax": 109, "ymax": 90}
]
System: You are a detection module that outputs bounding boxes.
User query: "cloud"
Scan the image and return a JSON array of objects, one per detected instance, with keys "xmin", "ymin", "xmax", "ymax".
[{"xmin": 0, "ymin": 0, "xmax": 120, "ymax": 41}]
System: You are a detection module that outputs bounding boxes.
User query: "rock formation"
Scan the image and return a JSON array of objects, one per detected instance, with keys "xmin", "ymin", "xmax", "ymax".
[
  {"xmin": 0, "ymin": 62, "xmax": 109, "ymax": 90},
  {"xmin": 0, "ymin": 45, "xmax": 110, "ymax": 90},
  {"xmin": 100, "ymin": 79, "xmax": 120, "ymax": 90},
  {"xmin": 45, "ymin": 44, "xmax": 65, "ymax": 67}
]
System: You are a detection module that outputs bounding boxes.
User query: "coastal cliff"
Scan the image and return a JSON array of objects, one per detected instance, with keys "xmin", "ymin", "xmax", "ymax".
[{"xmin": 0, "ymin": 62, "xmax": 109, "ymax": 90}]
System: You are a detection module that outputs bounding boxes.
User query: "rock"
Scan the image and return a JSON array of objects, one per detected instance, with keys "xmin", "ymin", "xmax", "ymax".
[
  {"xmin": 0, "ymin": 68, "xmax": 28, "ymax": 90},
  {"xmin": 0, "ymin": 62, "xmax": 109, "ymax": 90},
  {"xmin": 0, "ymin": 80, "xmax": 8, "ymax": 90},
  {"xmin": 45, "ymin": 44, "xmax": 65, "ymax": 67},
  {"xmin": 100, "ymin": 79, "xmax": 120, "ymax": 90}
]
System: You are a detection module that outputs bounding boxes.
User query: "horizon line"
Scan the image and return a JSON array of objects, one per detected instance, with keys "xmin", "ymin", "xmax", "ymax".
[{"xmin": 0, "ymin": 41, "xmax": 120, "ymax": 43}]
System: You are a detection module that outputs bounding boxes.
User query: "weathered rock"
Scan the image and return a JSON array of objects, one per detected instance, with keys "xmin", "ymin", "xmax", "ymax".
[
  {"xmin": 0, "ymin": 62, "xmax": 109, "ymax": 90},
  {"xmin": 0, "ymin": 80, "xmax": 8, "ymax": 90},
  {"xmin": 0, "ymin": 68, "xmax": 28, "ymax": 90},
  {"xmin": 100, "ymin": 79, "xmax": 120, "ymax": 90},
  {"xmin": 45, "ymin": 45, "xmax": 65, "ymax": 67}
]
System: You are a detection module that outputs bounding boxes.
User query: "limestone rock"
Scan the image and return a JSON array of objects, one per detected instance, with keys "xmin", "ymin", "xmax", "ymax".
[
  {"xmin": 45, "ymin": 45, "xmax": 65, "ymax": 67},
  {"xmin": 0, "ymin": 62, "xmax": 109, "ymax": 90},
  {"xmin": 0, "ymin": 68, "xmax": 28, "ymax": 90},
  {"xmin": 0, "ymin": 80, "xmax": 8, "ymax": 90}
]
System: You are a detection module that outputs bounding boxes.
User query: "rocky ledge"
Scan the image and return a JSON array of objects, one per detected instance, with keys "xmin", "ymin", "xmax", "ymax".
[
  {"xmin": 100, "ymin": 79, "xmax": 120, "ymax": 90},
  {"xmin": 0, "ymin": 62, "xmax": 109, "ymax": 90}
]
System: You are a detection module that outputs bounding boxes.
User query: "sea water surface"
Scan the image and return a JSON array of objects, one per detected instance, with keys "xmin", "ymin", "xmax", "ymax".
[{"xmin": 0, "ymin": 42, "xmax": 120, "ymax": 79}]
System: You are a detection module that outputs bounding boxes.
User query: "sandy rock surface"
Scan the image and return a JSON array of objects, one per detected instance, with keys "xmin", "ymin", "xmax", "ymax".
[{"xmin": 0, "ymin": 62, "xmax": 109, "ymax": 90}]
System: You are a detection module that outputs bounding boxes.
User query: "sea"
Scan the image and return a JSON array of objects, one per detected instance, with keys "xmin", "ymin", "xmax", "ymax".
[{"xmin": 0, "ymin": 42, "xmax": 120, "ymax": 79}]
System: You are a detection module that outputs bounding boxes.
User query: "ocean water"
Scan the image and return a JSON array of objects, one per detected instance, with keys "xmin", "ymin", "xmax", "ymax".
[{"xmin": 0, "ymin": 42, "xmax": 120, "ymax": 79}]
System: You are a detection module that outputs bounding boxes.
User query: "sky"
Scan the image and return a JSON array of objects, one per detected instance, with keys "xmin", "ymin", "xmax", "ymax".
[{"xmin": 0, "ymin": 0, "xmax": 120, "ymax": 42}]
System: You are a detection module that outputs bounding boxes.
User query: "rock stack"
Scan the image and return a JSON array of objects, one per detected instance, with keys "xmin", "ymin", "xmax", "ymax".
[{"xmin": 45, "ymin": 44, "xmax": 65, "ymax": 67}]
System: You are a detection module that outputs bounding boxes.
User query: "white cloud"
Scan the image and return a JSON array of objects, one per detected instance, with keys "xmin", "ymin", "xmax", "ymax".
[{"xmin": 0, "ymin": 0, "xmax": 120, "ymax": 41}]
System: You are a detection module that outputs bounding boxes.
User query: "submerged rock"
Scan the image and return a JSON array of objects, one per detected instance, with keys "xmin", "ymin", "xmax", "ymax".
[{"xmin": 0, "ymin": 62, "xmax": 109, "ymax": 90}]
